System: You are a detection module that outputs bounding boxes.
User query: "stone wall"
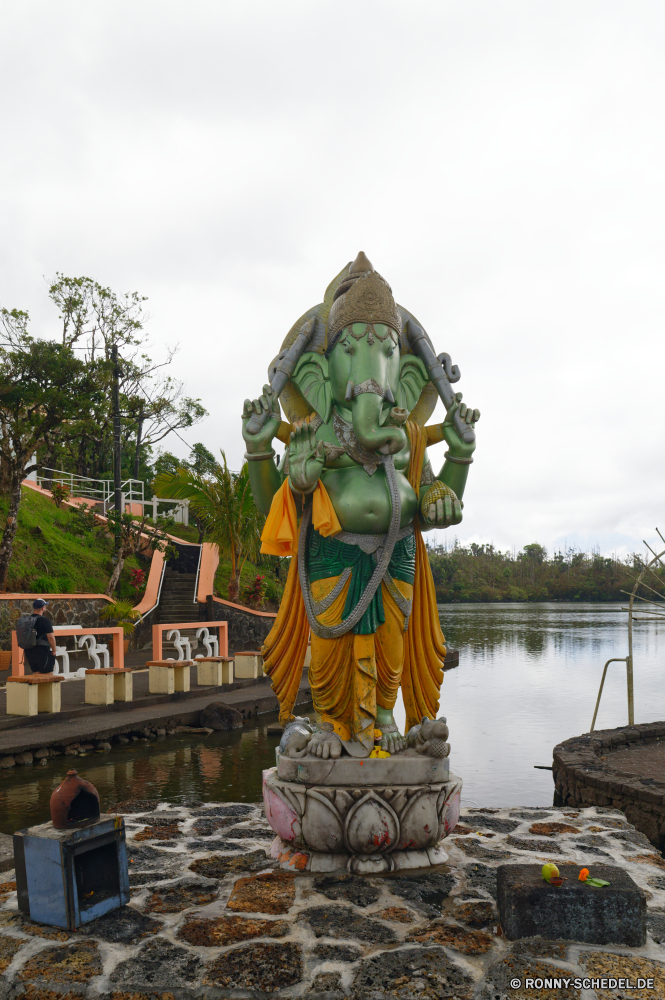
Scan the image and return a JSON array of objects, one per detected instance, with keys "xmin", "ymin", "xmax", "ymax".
[
  {"xmin": 0, "ymin": 596, "xmax": 112, "ymax": 647},
  {"xmin": 553, "ymin": 720, "xmax": 665, "ymax": 852},
  {"xmin": 201, "ymin": 596, "xmax": 276, "ymax": 654}
]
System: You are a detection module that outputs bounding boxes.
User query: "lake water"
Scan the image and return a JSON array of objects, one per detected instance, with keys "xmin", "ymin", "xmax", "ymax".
[{"xmin": 1, "ymin": 602, "xmax": 663, "ymax": 832}]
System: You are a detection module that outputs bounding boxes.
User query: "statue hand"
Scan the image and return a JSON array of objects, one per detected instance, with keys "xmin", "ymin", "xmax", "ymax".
[
  {"xmin": 442, "ymin": 392, "xmax": 480, "ymax": 458},
  {"xmin": 420, "ymin": 481, "xmax": 463, "ymax": 528},
  {"xmin": 242, "ymin": 384, "xmax": 281, "ymax": 453},
  {"xmin": 288, "ymin": 420, "xmax": 325, "ymax": 494}
]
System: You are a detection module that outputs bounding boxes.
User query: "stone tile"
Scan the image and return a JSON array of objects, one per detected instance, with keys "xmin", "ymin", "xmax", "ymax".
[
  {"xmin": 18, "ymin": 941, "xmax": 102, "ymax": 984},
  {"xmin": 453, "ymin": 823, "xmax": 473, "ymax": 835},
  {"xmin": 186, "ymin": 838, "xmax": 249, "ymax": 851},
  {"xmin": 189, "ymin": 849, "xmax": 272, "ymax": 878},
  {"xmin": 478, "ymin": 956, "xmax": 580, "ymax": 999},
  {"xmin": 506, "ymin": 835, "xmax": 562, "ymax": 854},
  {"xmin": 579, "ymin": 950, "xmax": 665, "ymax": 999},
  {"xmin": 75, "ymin": 905, "xmax": 162, "ymax": 944},
  {"xmin": 134, "ymin": 823, "xmax": 181, "ymax": 842},
  {"xmin": 453, "ymin": 837, "xmax": 513, "ymax": 860},
  {"xmin": 226, "ymin": 872, "xmax": 295, "ymax": 914},
  {"xmin": 313, "ymin": 943, "xmax": 362, "ymax": 963},
  {"xmin": 177, "ymin": 915, "xmax": 289, "ymax": 946},
  {"xmin": 126, "ymin": 845, "xmax": 184, "ymax": 872},
  {"xmin": 203, "ymin": 941, "xmax": 303, "ymax": 991},
  {"xmin": 648, "ymin": 909, "xmax": 665, "ymax": 943},
  {"xmin": 466, "ymin": 815, "xmax": 520, "ymax": 834},
  {"xmin": 509, "ymin": 810, "xmax": 554, "ymax": 820},
  {"xmin": 192, "ymin": 804, "xmax": 254, "ymax": 817},
  {"xmin": 137, "ymin": 813, "xmax": 184, "ymax": 824},
  {"xmin": 110, "ymin": 938, "xmax": 202, "ymax": 989},
  {"xmin": 464, "ymin": 863, "xmax": 498, "ymax": 900},
  {"xmin": 0, "ymin": 911, "xmax": 69, "ymax": 941},
  {"xmin": 11, "ymin": 989, "xmax": 86, "ymax": 1000},
  {"xmin": 406, "ymin": 920, "xmax": 493, "ymax": 954},
  {"xmin": 192, "ymin": 816, "xmax": 235, "ymax": 835},
  {"xmin": 454, "ymin": 900, "xmax": 495, "ymax": 927},
  {"xmin": 352, "ymin": 946, "xmax": 474, "ymax": 999},
  {"xmin": 0, "ymin": 935, "xmax": 24, "ymax": 973},
  {"xmin": 385, "ymin": 871, "xmax": 456, "ymax": 916},
  {"xmin": 109, "ymin": 799, "xmax": 159, "ymax": 813},
  {"xmin": 312, "ymin": 874, "xmax": 380, "ymax": 907},
  {"xmin": 298, "ymin": 905, "xmax": 396, "ymax": 944},
  {"xmin": 611, "ymin": 829, "xmax": 653, "ymax": 849},
  {"xmin": 572, "ymin": 833, "xmax": 613, "ymax": 848},
  {"xmin": 145, "ymin": 878, "xmax": 219, "ymax": 913},
  {"xmin": 374, "ymin": 906, "xmax": 416, "ymax": 923},
  {"xmin": 628, "ymin": 853, "xmax": 665, "ymax": 871},
  {"xmin": 511, "ymin": 939, "xmax": 568, "ymax": 960},
  {"xmin": 223, "ymin": 825, "xmax": 275, "ymax": 839},
  {"xmin": 307, "ymin": 971, "xmax": 343, "ymax": 994},
  {"xmin": 529, "ymin": 822, "xmax": 579, "ymax": 835}
]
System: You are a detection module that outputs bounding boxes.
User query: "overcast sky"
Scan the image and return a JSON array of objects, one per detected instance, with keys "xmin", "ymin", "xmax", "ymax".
[{"xmin": 2, "ymin": 1, "xmax": 664, "ymax": 558}]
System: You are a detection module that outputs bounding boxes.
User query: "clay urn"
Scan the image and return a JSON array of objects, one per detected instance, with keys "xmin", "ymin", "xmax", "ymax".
[{"xmin": 50, "ymin": 770, "xmax": 101, "ymax": 829}]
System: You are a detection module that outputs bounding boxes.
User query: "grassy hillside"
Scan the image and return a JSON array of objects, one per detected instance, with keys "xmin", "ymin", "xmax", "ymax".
[{"xmin": 1, "ymin": 486, "xmax": 144, "ymax": 596}]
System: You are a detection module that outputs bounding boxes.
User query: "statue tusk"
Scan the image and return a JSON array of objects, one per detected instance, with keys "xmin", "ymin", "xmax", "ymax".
[{"xmin": 345, "ymin": 380, "xmax": 354, "ymax": 402}]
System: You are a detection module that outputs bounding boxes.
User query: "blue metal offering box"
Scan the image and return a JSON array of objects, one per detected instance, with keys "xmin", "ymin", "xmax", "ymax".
[{"xmin": 13, "ymin": 813, "xmax": 129, "ymax": 929}]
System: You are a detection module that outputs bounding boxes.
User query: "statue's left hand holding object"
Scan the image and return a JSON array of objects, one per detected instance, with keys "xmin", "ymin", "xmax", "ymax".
[{"xmin": 242, "ymin": 385, "xmax": 281, "ymax": 454}]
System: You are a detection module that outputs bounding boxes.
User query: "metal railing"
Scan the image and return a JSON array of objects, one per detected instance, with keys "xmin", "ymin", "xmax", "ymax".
[
  {"xmin": 35, "ymin": 467, "xmax": 188, "ymax": 523},
  {"xmin": 590, "ymin": 656, "xmax": 634, "ymax": 732}
]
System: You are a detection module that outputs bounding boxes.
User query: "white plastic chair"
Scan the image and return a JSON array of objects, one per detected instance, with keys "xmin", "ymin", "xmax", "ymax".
[
  {"xmin": 165, "ymin": 629, "xmax": 192, "ymax": 661},
  {"xmin": 77, "ymin": 634, "xmax": 110, "ymax": 671},
  {"xmin": 194, "ymin": 627, "xmax": 219, "ymax": 658}
]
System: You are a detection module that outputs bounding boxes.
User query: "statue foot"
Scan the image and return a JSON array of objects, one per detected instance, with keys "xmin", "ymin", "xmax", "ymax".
[
  {"xmin": 381, "ymin": 729, "xmax": 407, "ymax": 755},
  {"xmin": 306, "ymin": 730, "xmax": 343, "ymax": 759}
]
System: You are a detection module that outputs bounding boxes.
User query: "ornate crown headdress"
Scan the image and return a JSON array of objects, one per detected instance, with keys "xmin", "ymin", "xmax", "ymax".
[{"xmin": 326, "ymin": 251, "xmax": 403, "ymax": 354}]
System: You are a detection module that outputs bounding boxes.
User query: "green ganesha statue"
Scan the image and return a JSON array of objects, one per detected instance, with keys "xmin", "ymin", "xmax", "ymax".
[{"xmin": 242, "ymin": 252, "xmax": 479, "ymax": 759}]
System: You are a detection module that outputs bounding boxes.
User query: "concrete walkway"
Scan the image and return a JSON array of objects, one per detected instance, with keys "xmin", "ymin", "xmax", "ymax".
[{"xmin": 0, "ymin": 674, "xmax": 311, "ymax": 758}]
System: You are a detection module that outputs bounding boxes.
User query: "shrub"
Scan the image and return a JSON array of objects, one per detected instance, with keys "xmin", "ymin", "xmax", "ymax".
[
  {"xmin": 240, "ymin": 574, "xmax": 267, "ymax": 609},
  {"xmin": 50, "ymin": 483, "xmax": 71, "ymax": 508}
]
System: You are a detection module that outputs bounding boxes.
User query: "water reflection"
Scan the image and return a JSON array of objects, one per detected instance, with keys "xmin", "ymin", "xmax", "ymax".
[{"xmin": 2, "ymin": 603, "xmax": 663, "ymax": 828}]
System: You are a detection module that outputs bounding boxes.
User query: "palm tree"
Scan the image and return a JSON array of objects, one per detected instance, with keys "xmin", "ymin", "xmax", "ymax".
[{"xmin": 153, "ymin": 451, "xmax": 264, "ymax": 602}]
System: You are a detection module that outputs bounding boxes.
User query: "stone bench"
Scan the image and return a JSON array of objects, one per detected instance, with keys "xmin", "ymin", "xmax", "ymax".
[
  {"xmin": 6, "ymin": 675, "xmax": 64, "ymax": 716},
  {"xmin": 84, "ymin": 668, "xmax": 133, "ymax": 706},
  {"xmin": 147, "ymin": 660, "xmax": 193, "ymax": 695},
  {"xmin": 234, "ymin": 651, "xmax": 263, "ymax": 679},
  {"xmin": 195, "ymin": 656, "xmax": 234, "ymax": 687}
]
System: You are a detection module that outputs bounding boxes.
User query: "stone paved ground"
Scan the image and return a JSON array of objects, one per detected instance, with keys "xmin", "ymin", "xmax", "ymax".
[{"xmin": 0, "ymin": 802, "xmax": 664, "ymax": 998}]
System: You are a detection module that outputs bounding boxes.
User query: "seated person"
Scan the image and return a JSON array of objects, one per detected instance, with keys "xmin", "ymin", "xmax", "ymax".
[{"xmin": 25, "ymin": 599, "xmax": 57, "ymax": 674}]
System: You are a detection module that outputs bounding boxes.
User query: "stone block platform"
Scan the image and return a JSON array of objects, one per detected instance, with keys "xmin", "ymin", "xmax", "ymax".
[{"xmin": 0, "ymin": 802, "xmax": 664, "ymax": 996}]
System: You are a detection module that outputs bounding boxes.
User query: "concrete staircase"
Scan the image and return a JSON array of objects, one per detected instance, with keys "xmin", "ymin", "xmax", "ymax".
[{"xmin": 158, "ymin": 568, "xmax": 199, "ymax": 624}]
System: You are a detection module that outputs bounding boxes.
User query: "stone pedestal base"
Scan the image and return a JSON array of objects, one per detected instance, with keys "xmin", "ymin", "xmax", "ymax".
[{"xmin": 263, "ymin": 754, "xmax": 462, "ymax": 874}]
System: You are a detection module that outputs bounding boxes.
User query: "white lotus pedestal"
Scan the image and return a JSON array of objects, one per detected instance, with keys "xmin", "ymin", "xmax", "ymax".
[{"xmin": 263, "ymin": 751, "xmax": 461, "ymax": 873}]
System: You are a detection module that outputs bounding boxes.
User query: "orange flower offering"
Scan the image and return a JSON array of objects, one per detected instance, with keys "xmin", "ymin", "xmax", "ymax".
[{"xmin": 579, "ymin": 868, "xmax": 589, "ymax": 881}]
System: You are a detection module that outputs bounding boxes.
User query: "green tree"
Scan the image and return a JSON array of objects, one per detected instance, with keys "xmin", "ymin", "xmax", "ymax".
[
  {"xmin": 0, "ymin": 312, "xmax": 104, "ymax": 589},
  {"xmin": 153, "ymin": 452, "xmax": 263, "ymax": 602}
]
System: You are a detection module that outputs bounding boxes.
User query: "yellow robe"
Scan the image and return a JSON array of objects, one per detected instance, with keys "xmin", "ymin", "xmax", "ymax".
[{"xmin": 261, "ymin": 422, "xmax": 446, "ymax": 735}]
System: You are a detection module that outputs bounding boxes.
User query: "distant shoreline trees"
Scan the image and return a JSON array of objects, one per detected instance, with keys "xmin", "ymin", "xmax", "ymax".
[{"xmin": 427, "ymin": 540, "xmax": 656, "ymax": 603}]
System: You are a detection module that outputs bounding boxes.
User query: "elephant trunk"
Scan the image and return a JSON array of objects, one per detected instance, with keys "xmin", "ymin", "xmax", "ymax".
[{"xmin": 352, "ymin": 392, "xmax": 406, "ymax": 455}]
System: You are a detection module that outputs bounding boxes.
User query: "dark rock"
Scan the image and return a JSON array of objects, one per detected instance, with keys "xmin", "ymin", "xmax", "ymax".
[
  {"xmin": 478, "ymin": 954, "xmax": 581, "ymax": 999},
  {"xmin": 313, "ymin": 874, "xmax": 381, "ymax": 907},
  {"xmin": 189, "ymin": 850, "xmax": 271, "ymax": 878},
  {"xmin": 307, "ymin": 971, "xmax": 343, "ymax": 995},
  {"xmin": 497, "ymin": 863, "xmax": 646, "ymax": 946},
  {"xmin": 352, "ymin": 947, "xmax": 474, "ymax": 999},
  {"xmin": 611, "ymin": 829, "xmax": 653, "ymax": 849},
  {"xmin": 466, "ymin": 815, "xmax": 520, "ymax": 834},
  {"xmin": 110, "ymin": 937, "xmax": 201, "ymax": 988},
  {"xmin": 200, "ymin": 701, "xmax": 243, "ymax": 730},
  {"xmin": 109, "ymin": 798, "xmax": 158, "ymax": 813},
  {"xmin": 313, "ymin": 943, "xmax": 362, "ymax": 963},
  {"xmin": 186, "ymin": 838, "xmax": 249, "ymax": 851},
  {"xmin": 509, "ymin": 810, "xmax": 554, "ymax": 820},
  {"xmin": 138, "ymin": 813, "xmax": 184, "ymax": 825},
  {"xmin": 375, "ymin": 906, "xmax": 416, "ymax": 923},
  {"xmin": 129, "ymin": 871, "xmax": 168, "ymax": 887},
  {"xmin": 227, "ymin": 872, "xmax": 295, "ymax": 914},
  {"xmin": 650, "ymin": 876, "xmax": 665, "ymax": 891},
  {"xmin": 145, "ymin": 877, "xmax": 219, "ymax": 913},
  {"xmin": 177, "ymin": 914, "xmax": 289, "ymax": 946},
  {"xmin": 407, "ymin": 919, "xmax": 493, "ymax": 954},
  {"xmin": 572, "ymin": 834, "xmax": 612, "ymax": 848},
  {"xmin": 511, "ymin": 938, "xmax": 568, "ymax": 959},
  {"xmin": 75, "ymin": 905, "xmax": 162, "ymax": 944},
  {"xmin": 464, "ymin": 863, "xmax": 498, "ymax": 900},
  {"xmin": 0, "ymin": 936, "xmax": 24, "ymax": 974},
  {"xmin": 192, "ymin": 816, "xmax": 235, "ymax": 835},
  {"xmin": 529, "ymin": 822, "xmax": 579, "ymax": 835},
  {"xmin": 192, "ymin": 803, "xmax": 254, "ymax": 817},
  {"xmin": 386, "ymin": 871, "xmax": 455, "ymax": 916},
  {"xmin": 125, "ymin": 845, "xmax": 184, "ymax": 871},
  {"xmin": 18, "ymin": 940, "xmax": 102, "ymax": 983},
  {"xmin": 203, "ymin": 941, "xmax": 302, "ymax": 991},
  {"xmin": 647, "ymin": 909, "xmax": 665, "ymax": 943},
  {"xmin": 454, "ymin": 838, "xmax": 513, "ymax": 860},
  {"xmin": 299, "ymin": 905, "xmax": 396, "ymax": 943},
  {"xmin": 455, "ymin": 899, "xmax": 495, "ymax": 927},
  {"xmin": 506, "ymin": 835, "xmax": 562, "ymax": 854},
  {"xmin": 224, "ymin": 825, "xmax": 274, "ymax": 839}
]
